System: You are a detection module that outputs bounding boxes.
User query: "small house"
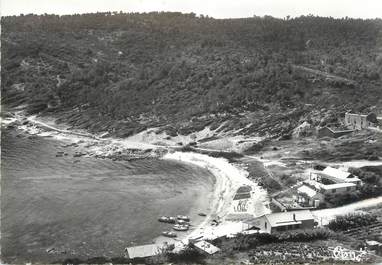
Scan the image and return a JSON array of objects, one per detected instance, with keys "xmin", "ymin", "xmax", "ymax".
[
  {"xmin": 345, "ymin": 112, "xmax": 381, "ymax": 130},
  {"xmin": 297, "ymin": 185, "xmax": 324, "ymax": 208},
  {"xmin": 252, "ymin": 210, "xmax": 315, "ymax": 234},
  {"xmin": 319, "ymin": 182, "xmax": 357, "ymax": 195},
  {"xmin": 317, "ymin": 167, "xmax": 361, "ymax": 187}
]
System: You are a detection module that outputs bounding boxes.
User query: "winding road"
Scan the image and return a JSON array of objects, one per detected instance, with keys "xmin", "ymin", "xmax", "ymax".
[{"xmin": 313, "ymin": 196, "xmax": 382, "ymax": 225}]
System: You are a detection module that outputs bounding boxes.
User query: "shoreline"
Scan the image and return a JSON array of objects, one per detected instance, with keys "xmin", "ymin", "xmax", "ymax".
[
  {"xmin": 2, "ymin": 111, "xmax": 270, "ymax": 249},
  {"xmin": 2, "ymin": 111, "xmax": 168, "ymax": 160},
  {"xmin": 162, "ymin": 152, "xmax": 270, "ymax": 246}
]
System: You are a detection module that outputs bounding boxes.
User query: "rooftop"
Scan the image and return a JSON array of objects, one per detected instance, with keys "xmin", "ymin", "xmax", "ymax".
[
  {"xmin": 320, "ymin": 182, "xmax": 356, "ymax": 190},
  {"xmin": 272, "ymin": 220, "xmax": 302, "ymax": 227},
  {"xmin": 323, "ymin": 167, "xmax": 351, "ymax": 179},
  {"xmin": 263, "ymin": 210, "xmax": 314, "ymax": 227},
  {"xmin": 297, "ymin": 185, "xmax": 317, "ymax": 197},
  {"xmin": 320, "ymin": 167, "xmax": 361, "ymax": 183},
  {"xmin": 319, "ymin": 126, "xmax": 354, "ymax": 133},
  {"xmin": 346, "ymin": 113, "xmax": 368, "ymax": 117}
]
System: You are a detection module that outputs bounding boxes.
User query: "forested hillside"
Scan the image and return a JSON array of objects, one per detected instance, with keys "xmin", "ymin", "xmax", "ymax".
[{"xmin": 2, "ymin": 13, "xmax": 382, "ymax": 137}]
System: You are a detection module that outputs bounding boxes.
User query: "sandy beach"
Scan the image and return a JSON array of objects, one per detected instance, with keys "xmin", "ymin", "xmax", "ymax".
[{"xmin": 162, "ymin": 152, "xmax": 270, "ymax": 246}]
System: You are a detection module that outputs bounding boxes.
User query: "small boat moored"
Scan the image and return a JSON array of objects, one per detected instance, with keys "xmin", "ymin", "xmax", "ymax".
[
  {"xmin": 173, "ymin": 224, "xmax": 189, "ymax": 231},
  {"xmin": 176, "ymin": 219, "xmax": 189, "ymax": 225},
  {"xmin": 177, "ymin": 215, "xmax": 190, "ymax": 221},
  {"xmin": 158, "ymin": 216, "xmax": 176, "ymax": 223},
  {"xmin": 162, "ymin": 231, "xmax": 177, "ymax": 238}
]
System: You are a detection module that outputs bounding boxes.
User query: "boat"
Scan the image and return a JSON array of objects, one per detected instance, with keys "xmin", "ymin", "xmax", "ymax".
[
  {"xmin": 173, "ymin": 224, "xmax": 189, "ymax": 231},
  {"xmin": 177, "ymin": 215, "xmax": 190, "ymax": 221},
  {"xmin": 162, "ymin": 231, "xmax": 177, "ymax": 238},
  {"xmin": 176, "ymin": 219, "xmax": 190, "ymax": 225},
  {"xmin": 158, "ymin": 216, "xmax": 176, "ymax": 223},
  {"xmin": 198, "ymin": 213, "xmax": 207, "ymax": 217}
]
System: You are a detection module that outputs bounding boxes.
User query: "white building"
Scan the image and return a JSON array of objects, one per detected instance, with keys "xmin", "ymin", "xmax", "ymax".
[
  {"xmin": 319, "ymin": 182, "xmax": 357, "ymax": 195},
  {"xmin": 252, "ymin": 210, "xmax": 315, "ymax": 234},
  {"xmin": 297, "ymin": 185, "xmax": 324, "ymax": 208},
  {"xmin": 317, "ymin": 167, "xmax": 362, "ymax": 187},
  {"xmin": 345, "ymin": 112, "xmax": 381, "ymax": 130}
]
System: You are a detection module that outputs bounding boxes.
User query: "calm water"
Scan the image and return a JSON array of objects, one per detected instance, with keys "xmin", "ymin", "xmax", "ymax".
[{"xmin": 1, "ymin": 129, "xmax": 215, "ymax": 263}]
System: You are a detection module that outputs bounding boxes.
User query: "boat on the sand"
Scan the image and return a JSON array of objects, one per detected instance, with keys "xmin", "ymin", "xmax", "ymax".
[
  {"xmin": 162, "ymin": 231, "xmax": 177, "ymax": 238},
  {"xmin": 158, "ymin": 216, "xmax": 176, "ymax": 223}
]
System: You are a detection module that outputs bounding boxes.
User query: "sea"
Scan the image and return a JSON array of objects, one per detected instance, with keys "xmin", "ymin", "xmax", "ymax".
[{"xmin": 1, "ymin": 128, "xmax": 215, "ymax": 263}]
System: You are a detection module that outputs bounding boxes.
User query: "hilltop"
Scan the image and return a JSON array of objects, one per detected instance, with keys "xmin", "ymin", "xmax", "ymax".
[{"xmin": 1, "ymin": 12, "xmax": 382, "ymax": 139}]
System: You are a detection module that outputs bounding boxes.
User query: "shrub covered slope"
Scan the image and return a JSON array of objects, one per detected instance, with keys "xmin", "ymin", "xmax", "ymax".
[{"xmin": 2, "ymin": 13, "xmax": 382, "ymax": 137}]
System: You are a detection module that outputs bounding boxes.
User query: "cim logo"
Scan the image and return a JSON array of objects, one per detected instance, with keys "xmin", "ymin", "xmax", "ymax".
[{"xmin": 332, "ymin": 246, "xmax": 368, "ymax": 262}]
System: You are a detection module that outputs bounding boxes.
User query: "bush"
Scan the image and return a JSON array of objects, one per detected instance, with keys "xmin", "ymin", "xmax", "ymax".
[
  {"xmin": 348, "ymin": 166, "xmax": 382, "ymax": 198},
  {"xmin": 328, "ymin": 213, "xmax": 378, "ymax": 231},
  {"xmin": 274, "ymin": 228, "xmax": 334, "ymax": 241},
  {"xmin": 325, "ymin": 192, "xmax": 360, "ymax": 207},
  {"xmin": 235, "ymin": 228, "xmax": 334, "ymax": 250},
  {"xmin": 166, "ymin": 245, "xmax": 206, "ymax": 264},
  {"xmin": 349, "ymin": 166, "xmax": 382, "ymax": 186}
]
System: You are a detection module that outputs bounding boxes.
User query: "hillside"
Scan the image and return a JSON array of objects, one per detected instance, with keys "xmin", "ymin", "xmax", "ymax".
[{"xmin": 1, "ymin": 13, "xmax": 382, "ymax": 138}]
